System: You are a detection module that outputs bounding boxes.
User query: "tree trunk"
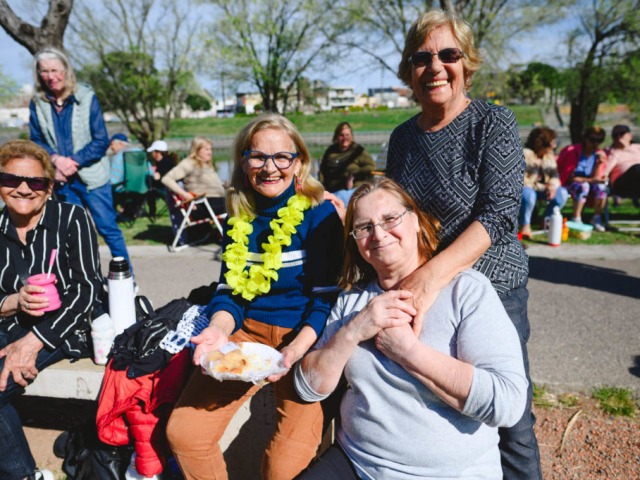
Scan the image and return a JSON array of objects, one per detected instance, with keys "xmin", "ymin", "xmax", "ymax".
[{"xmin": 0, "ymin": 0, "xmax": 73, "ymax": 55}]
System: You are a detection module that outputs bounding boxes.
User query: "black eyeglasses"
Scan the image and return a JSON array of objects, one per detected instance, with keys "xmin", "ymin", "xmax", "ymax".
[
  {"xmin": 0, "ymin": 172, "xmax": 51, "ymax": 191},
  {"xmin": 243, "ymin": 150, "xmax": 299, "ymax": 169},
  {"xmin": 350, "ymin": 208, "xmax": 412, "ymax": 239},
  {"xmin": 410, "ymin": 48, "xmax": 465, "ymax": 68}
]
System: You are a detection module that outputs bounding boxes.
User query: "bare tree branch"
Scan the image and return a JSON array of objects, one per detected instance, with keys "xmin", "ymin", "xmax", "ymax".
[{"xmin": 0, "ymin": 0, "xmax": 73, "ymax": 54}]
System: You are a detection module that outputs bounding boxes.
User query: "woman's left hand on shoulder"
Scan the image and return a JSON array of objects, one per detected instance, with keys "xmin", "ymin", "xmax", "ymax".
[{"xmin": 375, "ymin": 323, "xmax": 418, "ymax": 365}]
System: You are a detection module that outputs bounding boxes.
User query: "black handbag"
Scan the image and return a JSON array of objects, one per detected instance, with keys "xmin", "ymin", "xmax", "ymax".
[{"xmin": 53, "ymin": 418, "xmax": 132, "ymax": 480}]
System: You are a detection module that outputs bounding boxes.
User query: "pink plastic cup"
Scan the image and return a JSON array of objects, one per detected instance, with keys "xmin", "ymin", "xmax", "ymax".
[{"xmin": 27, "ymin": 274, "xmax": 62, "ymax": 312}]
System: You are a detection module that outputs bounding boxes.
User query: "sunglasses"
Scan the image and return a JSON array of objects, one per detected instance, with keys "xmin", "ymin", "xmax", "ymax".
[
  {"xmin": 0, "ymin": 172, "xmax": 51, "ymax": 191},
  {"xmin": 587, "ymin": 137, "xmax": 604, "ymax": 144},
  {"xmin": 410, "ymin": 48, "xmax": 465, "ymax": 68}
]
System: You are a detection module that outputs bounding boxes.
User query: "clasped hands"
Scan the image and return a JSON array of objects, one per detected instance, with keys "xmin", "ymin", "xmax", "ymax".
[
  {"xmin": 346, "ymin": 290, "xmax": 419, "ymax": 364},
  {"xmin": 52, "ymin": 154, "xmax": 79, "ymax": 180}
]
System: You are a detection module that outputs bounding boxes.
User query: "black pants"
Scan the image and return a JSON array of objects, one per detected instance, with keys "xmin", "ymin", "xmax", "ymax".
[{"xmin": 612, "ymin": 164, "xmax": 640, "ymax": 198}]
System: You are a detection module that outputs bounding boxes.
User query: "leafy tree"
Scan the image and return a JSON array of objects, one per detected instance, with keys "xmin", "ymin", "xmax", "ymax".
[
  {"xmin": 68, "ymin": 0, "xmax": 203, "ymax": 147},
  {"xmin": 0, "ymin": 0, "xmax": 72, "ymax": 54},
  {"xmin": 0, "ymin": 67, "xmax": 18, "ymax": 104},
  {"xmin": 609, "ymin": 50, "xmax": 640, "ymax": 114},
  {"xmin": 564, "ymin": 0, "xmax": 640, "ymax": 143},
  {"xmin": 79, "ymin": 50, "xmax": 179, "ymax": 146},
  {"xmin": 204, "ymin": 0, "xmax": 348, "ymax": 113},
  {"xmin": 185, "ymin": 93, "xmax": 212, "ymax": 112}
]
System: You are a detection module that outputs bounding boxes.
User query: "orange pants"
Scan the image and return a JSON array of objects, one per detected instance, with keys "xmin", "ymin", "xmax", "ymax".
[{"xmin": 166, "ymin": 318, "xmax": 323, "ymax": 480}]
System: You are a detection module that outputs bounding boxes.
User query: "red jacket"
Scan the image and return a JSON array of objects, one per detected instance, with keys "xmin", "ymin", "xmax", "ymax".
[
  {"xmin": 96, "ymin": 350, "xmax": 192, "ymax": 477},
  {"xmin": 557, "ymin": 143, "xmax": 608, "ymax": 186}
]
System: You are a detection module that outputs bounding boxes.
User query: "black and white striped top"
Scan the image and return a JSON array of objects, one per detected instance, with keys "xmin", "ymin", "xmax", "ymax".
[{"xmin": 0, "ymin": 200, "xmax": 104, "ymax": 356}]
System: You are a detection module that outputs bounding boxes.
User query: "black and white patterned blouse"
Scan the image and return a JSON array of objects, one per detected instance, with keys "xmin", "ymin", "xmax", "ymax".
[
  {"xmin": 0, "ymin": 200, "xmax": 104, "ymax": 356},
  {"xmin": 387, "ymin": 100, "xmax": 528, "ymax": 294}
]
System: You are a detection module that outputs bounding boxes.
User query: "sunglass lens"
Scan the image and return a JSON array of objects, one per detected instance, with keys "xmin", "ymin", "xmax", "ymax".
[
  {"xmin": 28, "ymin": 178, "xmax": 50, "ymax": 191},
  {"xmin": 411, "ymin": 51, "xmax": 431, "ymax": 67},
  {"xmin": 439, "ymin": 48, "xmax": 463, "ymax": 63}
]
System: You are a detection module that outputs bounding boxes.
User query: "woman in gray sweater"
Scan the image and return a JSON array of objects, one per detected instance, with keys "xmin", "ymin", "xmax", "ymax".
[{"xmin": 295, "ymin": 177, "xmax": 527, "ymax": 479}]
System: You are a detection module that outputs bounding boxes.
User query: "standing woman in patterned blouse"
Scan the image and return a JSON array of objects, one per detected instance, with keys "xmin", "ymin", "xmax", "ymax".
[
  {"xmin": 386, "ymin": 9, "xmax": 540, "ymax": 480},
  {"xmin": 0, "ymin": 140, "xmax": 103, "ymax": 479}
]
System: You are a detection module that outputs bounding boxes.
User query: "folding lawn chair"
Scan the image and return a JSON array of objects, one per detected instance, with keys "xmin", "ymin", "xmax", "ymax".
[
  {"xmin": 167, "ymin": 193, "xmax": 226, "ymax": 252},
  {"xmin": 114, "ymin": 151, "xmax": 152, "ymax": 223}
]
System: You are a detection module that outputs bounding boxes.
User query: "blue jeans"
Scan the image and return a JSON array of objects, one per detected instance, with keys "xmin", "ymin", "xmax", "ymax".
[
  {"xmin": 0, "ymin": 326, "xmax": 67, "ymax": 479},
  {"xmin": 519, "ymin": 186, "xmax": 568, "ymax": 226},
  {"xmin": 56, "ymin": 180, "xmax": 131, "ymax": 266},
  {"xmin": 498, "ymin": 284, "xmax": 542, "ymax": 480}
]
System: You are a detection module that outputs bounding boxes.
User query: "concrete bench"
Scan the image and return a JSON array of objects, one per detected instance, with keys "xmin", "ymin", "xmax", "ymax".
[{"xmin": 24, "ymin": 358, "xmax": 104, "ymax": 400}]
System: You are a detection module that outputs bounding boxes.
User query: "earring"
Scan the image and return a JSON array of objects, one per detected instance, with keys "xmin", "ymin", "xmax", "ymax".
[{"xmin": 295, "ymin": 175, "xmax": 303, "ymax": 192}]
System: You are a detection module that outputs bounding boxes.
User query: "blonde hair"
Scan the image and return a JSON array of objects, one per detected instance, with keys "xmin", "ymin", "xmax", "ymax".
[
  {"xmin": 397, "ymin": 9, "xmax": 482, "ymax": 92},
  {"xmin": 0, "ymin": 139, "xmax": 55, "ymax": 181},
  {"xmin": 227, "ymin": 113, "xmax": 324, "ymax": 218},
  {"xmin": 340, "ymin": 177, "xmax": 440, "ymax": 290},
  {"xmin": 33, "ymin": 47, "xmax": 77, "ymax": 101},
  {"xmin": 185, "ymin": 136, "xmax": 214, "ymax": 167}
]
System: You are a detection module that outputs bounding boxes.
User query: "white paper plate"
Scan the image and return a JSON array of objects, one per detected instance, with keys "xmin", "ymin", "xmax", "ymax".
[{"xmin": 200, "ymin": 342, "xmax": 288, "ymax": 384}]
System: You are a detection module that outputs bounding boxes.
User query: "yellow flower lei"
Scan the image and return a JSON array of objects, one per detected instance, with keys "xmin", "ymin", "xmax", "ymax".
[{"xmin": 222, "ymin": 193, "xmax": 312, "ymax": 301}]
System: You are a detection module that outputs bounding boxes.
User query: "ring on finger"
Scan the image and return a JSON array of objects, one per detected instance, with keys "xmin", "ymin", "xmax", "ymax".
[{"xmin": 25, "ymin": 302, "xmax": 29, "ymax": 310}]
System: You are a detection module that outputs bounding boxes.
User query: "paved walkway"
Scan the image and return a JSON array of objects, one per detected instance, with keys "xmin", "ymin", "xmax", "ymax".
[{"xmin": 108, "ymin": 242, "xmax": 640, "ymax": 394}]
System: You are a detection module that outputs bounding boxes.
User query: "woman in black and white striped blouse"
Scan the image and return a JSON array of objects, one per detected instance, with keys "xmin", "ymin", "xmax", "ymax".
[{"xmin": 0, "ymin": 139, "xmax": 104, "ymax": 479}]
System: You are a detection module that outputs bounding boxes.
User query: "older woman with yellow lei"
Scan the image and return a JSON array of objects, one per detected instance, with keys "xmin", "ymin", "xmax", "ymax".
[{"xmin": 166, "ymin": 113, "xmax": 343, "ymax": 480}]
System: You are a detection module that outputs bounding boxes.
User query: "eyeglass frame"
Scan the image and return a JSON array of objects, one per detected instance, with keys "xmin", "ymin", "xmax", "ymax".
[
  {"xmin": 242, "ymin": 150, "xmax": 299, "ymax": 169},
  {"xmin": 350, "ymin": 208, "xmax": 412, "ymax": 239},
  {"xmin": 0, "ymin": 172, "xmax": 52, "ymax": 192},
  {"xmin": 410, "ymin": 48, "xmax": 466, "ymax": 68}
]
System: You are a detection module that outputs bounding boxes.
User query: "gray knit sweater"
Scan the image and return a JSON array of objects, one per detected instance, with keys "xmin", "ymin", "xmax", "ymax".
[{"xmin": 295, "ymin": 269, "xmax": 527, "ymax": 479}]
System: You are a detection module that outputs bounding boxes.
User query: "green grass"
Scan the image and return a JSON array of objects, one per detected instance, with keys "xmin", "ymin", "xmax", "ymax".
[
  {"xmin": 111, "ymin": 197, "xmax": 640, "ymax": 248},
  {"xmin": 167, "ymin": 103, "xmax": 543, "ymax": 139},
  {"xmin": 522, "ymin": 198, "xmax": 640, "ymax": 246},
  {"xmin": 592, "ymin": 386, "xmax": 637, "ymax": 417}
]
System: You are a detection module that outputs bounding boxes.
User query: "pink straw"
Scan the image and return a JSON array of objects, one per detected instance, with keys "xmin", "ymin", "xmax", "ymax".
[{"xmin": 47, "ymin": 249, "xmax": 57, "ymax": 278}]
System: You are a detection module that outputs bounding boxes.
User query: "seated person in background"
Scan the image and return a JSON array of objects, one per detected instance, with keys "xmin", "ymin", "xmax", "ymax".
[
  {"xmin": 147, "ymin": 139, "xmax": 176, "ymax": 187},
  {"xmin": 557, "ymin": 126, "xmax": 608, "ymax": 231},
  {"xmin": 0, "ymin": 140, "xmax": 104, "ymax": 480},
  {"xmin": 319, "ymin": 122, "xmax": 376, "ymax": 204},
  {"xmin": 605, "ymin": 124, "xmax": 640, "ymax": 200},
  {"xmin": 295, "ymin": 177, "xmax": 527, "ymax": 480},
  {"xmin": 109, "ymin": 132, "xmax": 133, "ymax": 192},
  {"xmin": 162, "ymin": 136, "xmax": 226, "ymax": 216},
  {"xmin": 519, "ymin": 126, "xmax": 568, "ymax": 238}
]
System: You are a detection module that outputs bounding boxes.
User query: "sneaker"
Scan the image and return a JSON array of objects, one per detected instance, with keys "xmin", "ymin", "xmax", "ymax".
[
  {"xmin": 592, "ymin": 219, "xmax": 605, "ymax": 232},
  {"xmin": 31, "ymin": 469, "xmax": 54, "ymax": 480},
  {"xmin": 570, "ymin": 217, "xmax": 582, "ymax": 224}
]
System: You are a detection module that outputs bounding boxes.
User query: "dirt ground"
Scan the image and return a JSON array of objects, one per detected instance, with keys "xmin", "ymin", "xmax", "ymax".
[{"xmin": 17, "ymin": 392, "xmax": 640, "ymax": 479}]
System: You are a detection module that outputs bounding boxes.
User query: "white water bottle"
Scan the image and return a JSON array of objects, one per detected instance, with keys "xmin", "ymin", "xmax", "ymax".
[
  {"xmin": 107, "ymin": 257, "xmax": 136, "ymax": 335},
  {"xmin": 91, "ymin": 313, "xmax": 115, "ymax": 365},
  {"xmin": 545, "ymin": 206, "xmax": 563, "ymax": 247},
  {"xmin": 125, "ymin": 453, "xmax": 163, "ymax": 480}
]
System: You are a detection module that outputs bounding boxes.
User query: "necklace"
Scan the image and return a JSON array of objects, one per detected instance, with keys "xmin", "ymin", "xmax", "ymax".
[{"xmin": 222, "ymin": 193, "xmax": 311, "ymax": 301}]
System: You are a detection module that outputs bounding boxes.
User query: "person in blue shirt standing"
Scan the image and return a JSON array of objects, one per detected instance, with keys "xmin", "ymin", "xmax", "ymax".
[{"xmin": 29, "ymin": 47, "xmax": 131, "ymax": 266}]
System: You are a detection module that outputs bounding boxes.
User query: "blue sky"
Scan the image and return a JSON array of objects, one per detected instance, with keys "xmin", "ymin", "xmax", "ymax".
[{"xmin": 0, "ymin": 15, "xmax": 573, "ymax": 96}]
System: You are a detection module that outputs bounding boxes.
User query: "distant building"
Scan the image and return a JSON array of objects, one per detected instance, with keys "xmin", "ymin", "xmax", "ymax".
[
  {"xmin": 0, "ymin": 107, "xmax": 29, "ymax": 128},
  {"xmin": 368, "ymin": 87, "xmax": 415, "ymax": 108},
  {"xmin": 324, "ymin": 86, "xmax": 356, "ymax": 110},
  {"xmin": 236, "ymin": 92, "xmax": 261, "ymax": 114}
]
